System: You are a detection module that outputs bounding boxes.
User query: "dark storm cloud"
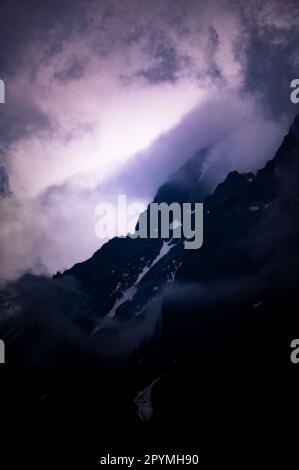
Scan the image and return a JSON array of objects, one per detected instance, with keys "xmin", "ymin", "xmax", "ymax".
[
  {"xmin": 132, "ymin": 28, "xmax": 192, "ymax": 84},
  {"xmin": 0, "ymin": 166, "xmax": 11, "ymax": 197},
  {"xmin": 0, "ymin": 0, "xmax": 298, "ymax": 97},
  {"xmin": 0, "ymin": 0, "xmax": 85, "ymax": 72},
  {"xmin": 0, "ymin": 0, "xmax": 285, "ymax": 151},
  {"xmin": 0, "ymin": 85, "xmax": 53, "ymax": 148},
  {"xmin": 136, "ymin": 43, "xmax": 187, "ymax": 84},
  {"xmin": 238, "ymin": 0, "xmax": 299, "ymax": 118},
  {"xmin": 54, "ymin": 58, "xmax": 87, "ymax": 83},
  {"xmin": 0, "ymin": 0, "xmax": 90, "ymax": 148}
]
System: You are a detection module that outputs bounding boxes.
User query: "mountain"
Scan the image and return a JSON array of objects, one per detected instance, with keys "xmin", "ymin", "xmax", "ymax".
[
  {"xmin": 153, "ymin": 147, "xmax": 211, "ymax": 204},
  {"xmin": 57, "ymin": 116, "xmax": 299, "ymax": 334},
  {"xmin": 54, "ymin": 114, "xmax": 299, "ymax": 458},
  {"xmin": 2, "ymin": 116, "xmax": 299, "ymax": 464}
]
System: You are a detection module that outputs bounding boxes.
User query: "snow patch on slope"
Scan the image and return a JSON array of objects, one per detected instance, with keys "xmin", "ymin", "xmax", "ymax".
[
  {"xmin": 135, "ymin": 375, "xmax": 163, "ymax": 422},
  {"xmin": 92, "ymin": 241, "xmax": 175, "ymax": 333}
]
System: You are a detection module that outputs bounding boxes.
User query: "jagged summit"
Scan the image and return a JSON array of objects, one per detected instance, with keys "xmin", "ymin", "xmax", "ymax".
[
  {"xmin": 153, "ymin": 148, "xmax": 210, "ymax": 204},
  {"xmin": 255, "ymin": 114, "xmax": 299, "ymax": 199},
  {"xmin": 205, "ymin": 170, "xmax": 254, "ymax": 205}
]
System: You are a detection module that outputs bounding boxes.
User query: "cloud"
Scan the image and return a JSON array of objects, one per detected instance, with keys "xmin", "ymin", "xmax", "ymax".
[
  {"xmin": 0, "ymin": 272, "xmax": 100, "ymax": 370},
  {"xmin": 0, "ymin": 271, "xmax": 163, "ymax": 368},
  {"xmin": 0, "ymin": 91, "xmax": 285, "ymax": 280},
  {"xmin": 238, "ymin": 0, "xmax": 299, "ymax": 117},
  {"xmin": 0, "ymin": 166, "xmax": 11, "ymax": 197}
]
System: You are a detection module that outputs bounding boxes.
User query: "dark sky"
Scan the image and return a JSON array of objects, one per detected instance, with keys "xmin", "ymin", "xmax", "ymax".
[{"xmin": 0, "ymin": 0, "xmax": 299, "ymax": 280}]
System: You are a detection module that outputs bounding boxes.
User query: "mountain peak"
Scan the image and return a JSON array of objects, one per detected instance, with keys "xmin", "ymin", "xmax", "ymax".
[
  {"xmin": 153, "ymin": 148, "xmax": 210, "ymax": 204},
  {"xmin": 205, "ymin": 170, "xmax": 254, "ymax": 205},
  {"xmin": 254, "ymin": 115, "xmax": 299, "ymax": 198}
]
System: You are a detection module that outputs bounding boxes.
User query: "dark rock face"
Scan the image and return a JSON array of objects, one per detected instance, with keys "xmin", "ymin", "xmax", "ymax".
[{"xmin": 153, "ymin": 148, "xmax": 211, "ymax": 204}]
